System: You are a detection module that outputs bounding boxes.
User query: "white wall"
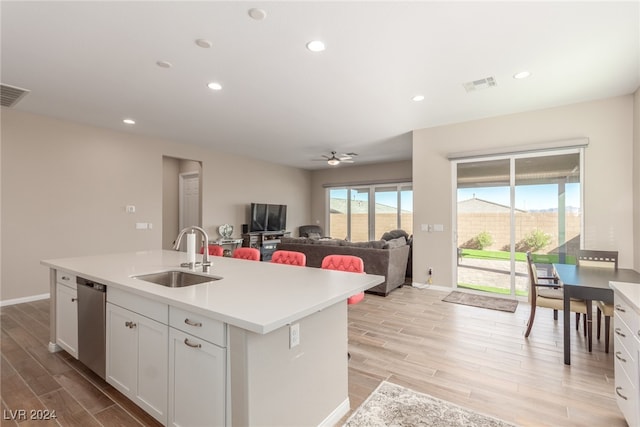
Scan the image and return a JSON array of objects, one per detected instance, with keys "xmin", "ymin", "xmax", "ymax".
[
  {"xmin": 412, "ymin": 95, "xmax": 636, "ymax": 286},
  {"xmin": 634, "ymin": 89, "xmax": 640, "ymax": 270},
  {"xmin": 1, "ymin": 109, "xmax": 311, "ymax": 301}
]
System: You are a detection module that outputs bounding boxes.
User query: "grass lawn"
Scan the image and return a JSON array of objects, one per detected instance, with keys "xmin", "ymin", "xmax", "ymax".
[{"xmin": 459, "ymin": 249, "xmax": 576, "ymax": 265}]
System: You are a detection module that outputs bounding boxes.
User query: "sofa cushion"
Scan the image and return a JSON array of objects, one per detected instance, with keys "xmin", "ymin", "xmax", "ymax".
[
  {"xmin": 383, "ymin": 236, "xmax": 407, "ymax": 249},
  {"xmin": 339, "ymin": 240, "xmax": 386, "ymax": 249},
  {"xmin": 307, "ymin": 232, "xmax": 321, "ymax": 239},
  {"xmin": 381, "ymin": 229, "xmax": 410, "ymax": 241}
]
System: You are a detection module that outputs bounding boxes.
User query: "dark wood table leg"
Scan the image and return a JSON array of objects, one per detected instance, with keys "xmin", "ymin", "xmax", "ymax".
[
  {"xmin": 564, "ymin": 290, "xmax": 571, "ymax": 365},
  {"xmin": 586, "ymin": 300, "xmax": 593, "ymax": 352}
]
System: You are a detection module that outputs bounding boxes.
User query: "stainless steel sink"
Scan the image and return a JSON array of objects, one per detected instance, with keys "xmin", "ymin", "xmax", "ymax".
[{"xmin": 132, "ymin": 271, "xmax": 221, "ymax": 288}]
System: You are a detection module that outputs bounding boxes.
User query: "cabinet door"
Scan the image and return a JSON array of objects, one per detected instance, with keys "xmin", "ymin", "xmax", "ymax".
[
  {"xmin": 169, "ymin": 328, "xmax": 226, "ymax": 427},
  {"xmin": 55, "ymin": 283, "xmax": 78, "ymax": 358},
  {"xmin": 136, "ymin": 314, "xmax": 168, "ymax": 423},
  {"xmin": 106, "ymin": 303, "xmax": 137, "ymax": 395}
]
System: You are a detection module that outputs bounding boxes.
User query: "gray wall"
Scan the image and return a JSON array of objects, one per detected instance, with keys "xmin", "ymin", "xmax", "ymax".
[
  {"xmin": 1, "ymin": 109, "xmax": 311, "ymax": 302},
  {"xmin": 634, "ymin": 89, "xmax": 640, "ymax": 270}
]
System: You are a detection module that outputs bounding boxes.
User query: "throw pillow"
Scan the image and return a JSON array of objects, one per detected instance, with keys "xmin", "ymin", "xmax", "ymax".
[
  {"xmin": 383, "ymin": 236, "xmax": 407, "ymax": 249},
  {"xmin": 381, "ymin": 229, "xmax": 409, "ymax": 241}
]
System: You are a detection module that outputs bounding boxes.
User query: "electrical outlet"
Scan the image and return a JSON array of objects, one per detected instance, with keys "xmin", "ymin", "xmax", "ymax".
[{"xmin": 289, "ymin": 323, "xmax": 300, "ymax": 348}]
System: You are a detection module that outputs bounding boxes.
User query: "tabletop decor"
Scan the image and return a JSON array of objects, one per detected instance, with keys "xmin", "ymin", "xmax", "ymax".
[{"xmin": 343, "ymin": 381, "xmax": 517, "ymax": 427}]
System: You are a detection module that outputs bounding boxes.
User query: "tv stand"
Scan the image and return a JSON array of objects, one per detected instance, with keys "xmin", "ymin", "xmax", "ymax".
[{"xmin": 242, "ymin": 231, "xmax": 291, "ymax": 261}]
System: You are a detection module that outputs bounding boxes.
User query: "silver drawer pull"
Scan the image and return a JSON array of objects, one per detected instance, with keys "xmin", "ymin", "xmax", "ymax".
[
  {"xmin": 61, "ymin": 276, "xmax": 70, "ymax": 281},
  {"xmin": 184, "ymin": 338, "xmax": 202, "ymax": 348},
  {"xmin": 614, "ymin": 328, "xmax": 626, "ymax": 338},
  {"xmin": 615, "ymin": 304, "xmax": 626, "ymax": 313},
  {"xmin": 615, "ymin": 351, "xmax": 627, "ymax": 363},
  {"xmin": 184, "ymin": 318, "xmax": 202, "ymax": 327},
  {"xmin": 125, "ymin": 321, "xmax": 137, "ymax": 329},
  {"xmin": 616, "ymin": 386, "xmax": 628, "ymax": 400},
  {"xmin": 71, "ymin": 297, "xmax": 78, "ymax": 302}
]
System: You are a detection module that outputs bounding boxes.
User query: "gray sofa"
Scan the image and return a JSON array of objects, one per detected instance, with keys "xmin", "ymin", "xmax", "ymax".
[{"xmin": 276, "ymin": 236, "xmax": 410, "ymax": 296}]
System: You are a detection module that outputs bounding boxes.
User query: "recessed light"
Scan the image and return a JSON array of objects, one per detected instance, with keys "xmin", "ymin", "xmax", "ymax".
[
  {"xmin": 156, "ymin": 60, "xmax": 172, "ymax": 68},
  {"xmin": 513, "ymin": 71, "xmax": 531, "ymax": 79},
  {"xmin": 123, "ymin": 119, "xmax": 135, "ymax": 125},
  {"xmin": 306, "ymin": 40, "xmax": 326, "ymax": 52},
  {"xmin": 207, "ymin": 82, "xmax": 222, "ymax": 91},
  {"xmin": 248, "ymin": 8, "xmax": 267, "ymax": 20},
  {"xmin": 412, "ymin": 95, "xmax": 425, "ymax": 102},
  {"xmin": 195, "ymin": 39, "xmax": 212, "ymax": 49}
]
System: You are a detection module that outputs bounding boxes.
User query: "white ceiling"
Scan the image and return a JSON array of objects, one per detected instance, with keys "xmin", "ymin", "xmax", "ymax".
[{"xmin": 2, "ymin": 1, "xmax": 639, "ymax": 170}]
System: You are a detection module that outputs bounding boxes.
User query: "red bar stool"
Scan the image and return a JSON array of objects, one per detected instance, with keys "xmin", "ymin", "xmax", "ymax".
[
  {"xmin": 271, "ymin": 250, "xmax": 306, "ymax": 266},
  {"xmin": 232, "ymin": 247, "xmax": 261, "ymax": 261}
]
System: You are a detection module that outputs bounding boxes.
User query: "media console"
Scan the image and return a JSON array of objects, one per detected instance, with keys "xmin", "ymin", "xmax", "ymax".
[{"xmin": 242, "ymin": 231, "xmax": 291, "ymax": 261}]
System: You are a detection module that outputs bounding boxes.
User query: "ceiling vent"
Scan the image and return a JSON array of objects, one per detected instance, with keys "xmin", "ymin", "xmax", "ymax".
[
  {"xmin": 463, "ymin": 76, "xmax": 497, "ymax": 93},
  {"xmin": 1, "ymin": 83, "xmax": 30, "ymax": 108}
]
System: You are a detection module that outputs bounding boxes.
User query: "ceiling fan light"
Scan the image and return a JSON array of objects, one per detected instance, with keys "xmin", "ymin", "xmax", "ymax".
[{"xmin": 327, "ymin": 159, "xmax": 340, "ymax": 166}]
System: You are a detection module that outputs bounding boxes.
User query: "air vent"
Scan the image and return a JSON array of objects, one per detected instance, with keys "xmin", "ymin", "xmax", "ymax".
[
  {"xmin": 463, "ymin": 76, "xmax": 497, "ymax": 93},
  {"xmin": 1, "ymin": 83, "xmax": 30, "ymax": 108}
]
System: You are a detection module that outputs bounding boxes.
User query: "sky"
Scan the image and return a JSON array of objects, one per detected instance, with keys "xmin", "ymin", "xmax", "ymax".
[
  {"xmin": 330, "ymin": 182, "xmax": 580, "ymax": 213},
  {"xmin": 458, "ymin": 183, "xmax": 581, "ymax": 211}
]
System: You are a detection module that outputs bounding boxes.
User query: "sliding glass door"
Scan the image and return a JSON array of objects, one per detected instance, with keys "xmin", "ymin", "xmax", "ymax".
[
  {"xmin": 328, "ymin": 183, "xmax": 413, "ymax": 241},
  {"xmin": 455, "ymin": 150, "xmax": 581, "ymax": 297}
]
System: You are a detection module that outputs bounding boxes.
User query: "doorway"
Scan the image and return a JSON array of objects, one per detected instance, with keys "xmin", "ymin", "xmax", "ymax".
[
  {"xmin": 162, "ymin": 156, "xmax": 202, "ymax": 250},
  {"xmin": 454, "ymin": 149, "xmax": 582, "ymax": 297}
]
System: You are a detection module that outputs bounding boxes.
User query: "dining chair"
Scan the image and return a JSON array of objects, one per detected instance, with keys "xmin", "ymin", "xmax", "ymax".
[
  {"xmin": 578, "ymin": 249, "xmax": 618, "ymax": 353},
  {"xmin": 200, "ymin": 244, "xmax": 224, "ymax": 257},
  {"xmin": 525, "ymin": 252, "xmax": 589, "ymax": 343},
  {"xmin": 271, "ymin": 250, "xmax": 306, "ymax": 266},
  {"xmin": 232, "ymin": 247, "xmax": 261, "ymax": 261}
]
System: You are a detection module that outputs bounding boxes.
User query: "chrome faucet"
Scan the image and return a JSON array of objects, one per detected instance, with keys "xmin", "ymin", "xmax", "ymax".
[{"xmin": 173, "ymin": 226, "xmax": 211, "ymax": 273}]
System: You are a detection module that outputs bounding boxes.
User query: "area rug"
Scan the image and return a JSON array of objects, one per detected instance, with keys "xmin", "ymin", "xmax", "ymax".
[
  {"xmin": 343, "ymin": 381, "xmax": 517, "ymax": 427},
  {"xmin": 442, "ymin": 291, "xmax": 518, "ymax": 313}
]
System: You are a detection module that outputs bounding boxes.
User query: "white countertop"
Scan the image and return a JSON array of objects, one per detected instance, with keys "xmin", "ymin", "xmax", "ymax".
[
  {"xmin": 42, "ymin": 250, "xmax": 384, "ymax": 334},
  {"xmin": 611, "ymin": 281, "xmax": 640, "ymax": 314}
]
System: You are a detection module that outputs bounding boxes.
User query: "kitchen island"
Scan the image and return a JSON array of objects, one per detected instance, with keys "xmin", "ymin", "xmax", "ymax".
[{"xmin": 42, "ymin": 250, "xmax": 384, "ymax": 426}]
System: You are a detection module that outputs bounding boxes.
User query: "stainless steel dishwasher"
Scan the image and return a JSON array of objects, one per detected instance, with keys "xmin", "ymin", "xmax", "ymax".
[{"xmin": 76, "ymin": 277, "xmax": 106, "ymax": 379}]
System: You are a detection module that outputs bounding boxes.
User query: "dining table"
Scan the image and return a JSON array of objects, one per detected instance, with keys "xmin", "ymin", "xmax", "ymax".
[{"xmin": 553, "ymin": 263, "xmax": 640, "ymax": 365}]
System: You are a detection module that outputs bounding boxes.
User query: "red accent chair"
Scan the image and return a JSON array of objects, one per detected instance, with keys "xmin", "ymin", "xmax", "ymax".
[
  {"xmin": 271, "ymin": 250, "xmax": 306, "ymax": 266},
  {"xmin": 200, "ymin": 245, "xmax": 224, "ymax": 257},
  {"xmin": 321, "ymin": 255, "xmax": 365, "ymax": 305},
  {"xmin": 232, "ymin": 247, "xmax": 261, "ymax": 261}
]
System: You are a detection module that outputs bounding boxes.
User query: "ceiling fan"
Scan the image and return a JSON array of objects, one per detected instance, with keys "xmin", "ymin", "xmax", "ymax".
[{"xmin": 314, "ymin": 151, "xmax": 358, "ymax": 166}]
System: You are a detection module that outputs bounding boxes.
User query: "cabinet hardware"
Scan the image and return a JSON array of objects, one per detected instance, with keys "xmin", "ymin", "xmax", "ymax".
[
  {"xmin": 615, "ymin": 351, "xmax": 627, "ymax": 363},
  {"xmin": 615, "ymin": 304, "xmax": 626, "ymax": 313},
  {"xmin": 184, "ymin": 338, "xmax": 202, "ymax": 348},
  {"xmin": 614, "ymin": 328, "xmax": 626, "ymax": 338},
  {"xmin": 61, "ymin": 276, "xmax": 70, "ymax": 281},
  {"xmin": 184, "ymin": 318, "xmax": 203, "ymax": 327},
  {"xmin": 125, "ymin": 321, "xmax": 137, "ymax": 329},
  {"xmin": 71, "ymin": 297, "xmax": 78, "ymax": 302},
  {"xmin": 616, "ymin": 387, "xmax": 628, "ymax": 400}
]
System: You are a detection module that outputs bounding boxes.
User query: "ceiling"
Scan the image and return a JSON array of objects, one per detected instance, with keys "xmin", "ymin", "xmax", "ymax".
[{"xmin": 2, "ymin": 1, "xmax": 639, "ymax": 170}]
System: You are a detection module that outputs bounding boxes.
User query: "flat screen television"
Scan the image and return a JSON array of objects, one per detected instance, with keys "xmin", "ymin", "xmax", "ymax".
[{"xmin": 250, "ymin": 203, "xmax": 287, "ymax": 232}]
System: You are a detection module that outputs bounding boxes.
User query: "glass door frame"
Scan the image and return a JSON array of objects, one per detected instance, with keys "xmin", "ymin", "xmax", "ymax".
[{"xmin": 451, "ymin": 147, "xmax": 584, "ymax": 298}]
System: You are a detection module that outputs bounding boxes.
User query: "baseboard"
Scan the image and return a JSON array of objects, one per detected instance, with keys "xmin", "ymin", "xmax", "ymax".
[
  {"xmin": 410, "ymin": 282, "xmax": 452, "ymax": 292},
  {"xmin": 318, "ymin": 398, "xmax": 350, "ymax": 427},
  {"xmin": 0, "ymin": 293, "xmax": 49, "ymax": 307}
]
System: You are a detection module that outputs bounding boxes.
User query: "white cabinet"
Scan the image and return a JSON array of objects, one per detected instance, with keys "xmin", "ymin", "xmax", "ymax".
[
  {"xmin": 168, "ymin": 306, "xmax": 226, "ymax": 427},
  {"xmin": 55, "ymin": 271, "xmax": 78, "ymax": 358},
  {"xmin": 612, "ymin": 292, "xmax": 640, "ymax": 427},
  {"xmin": 106, "ymin": 288, "xmax": 168, "ymax": 425}
]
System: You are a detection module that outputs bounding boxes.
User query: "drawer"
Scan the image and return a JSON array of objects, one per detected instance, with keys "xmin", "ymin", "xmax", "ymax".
[
  {"xmin": 614, "ymin": 355, "xmax": 639, "ymax": 427},
  {"xmin": 614, "ymin": 332, "xmax": 637, "ymax": 382},
  {"xmin": 56, "ymin": 270, "xmax": 76, "ymax": 287},
  {"xmin": 107, "ymin": 287, "xmax": 168, "ymax": 324},
  {"xmin": 614, "ymin": 294, "xmax": 638, "ymax": 337},
  {"xmin": 169, "ymin": 306, "xmax": 225, "ymax": 347},
  {"xmin": 614, "ymin": 314, "xmax": 638, "ymax": 365}
]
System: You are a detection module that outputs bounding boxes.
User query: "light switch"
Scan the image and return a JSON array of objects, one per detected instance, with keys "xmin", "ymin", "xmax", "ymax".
[
  {"xmin": 126, "ymin": 205, "xmax": 136, "ymax": 214},
  {"xmin": 433, "ymin": 224, "xmax": 444, "ymax": 232},
  {"xmin": 421, "ymin": 224, "xmax": 429, "ymax": 232},
  {"xmin": 135, "ymin": 222, "xmax": 148, "ymax": 230}
]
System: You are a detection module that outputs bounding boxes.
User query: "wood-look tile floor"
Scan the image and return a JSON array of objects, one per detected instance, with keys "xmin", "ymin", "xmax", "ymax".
[
  {"xmin": 343, "ymin": 285, "xmax": 625, "ymax": 427},
  {"xmin": 1, "ymin": 287, "xmax": 625, "ymax": 426}
]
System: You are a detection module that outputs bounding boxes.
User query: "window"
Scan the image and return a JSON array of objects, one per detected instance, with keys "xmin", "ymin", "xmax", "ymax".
[{"xmin": 327, "ymin": 183, "xmax": 412, "ymax": 241}]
